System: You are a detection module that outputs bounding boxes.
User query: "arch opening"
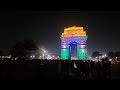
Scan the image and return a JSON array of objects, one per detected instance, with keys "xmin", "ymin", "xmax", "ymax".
[{"xmin": 69, "ymin": 41, "xmax": 78, "ymax": 60}]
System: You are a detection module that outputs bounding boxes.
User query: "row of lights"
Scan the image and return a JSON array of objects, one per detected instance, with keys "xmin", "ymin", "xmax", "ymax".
[
  {"xmin": 88, "ymin": 54, "xmax": 113, "ymax": 61},
  {"xmin": 0, "ymin": 55, "xmax": 11, "ymax": 59},
  {"xmin": 30, "ymin": 55, "xmax": 59, "ymax": 60},
  {"xmin": 88, "ymin": 54, "xmax": 107, "ymax": 59},
  {"xmin": 30, "ymin": 48, "xmax": 60, "ymax": 60}
]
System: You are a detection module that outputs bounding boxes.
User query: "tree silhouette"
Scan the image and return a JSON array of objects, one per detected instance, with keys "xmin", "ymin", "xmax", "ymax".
[
  {"xmin": 10, "ymin": 39, "xmax": 38, "ymax": 59},
  {"xmin": 114, "ymin": 51, "xmax": 120, "ymax": 57},
  {"xmin": 107, "ymin": 52, "xmax": 114, "ymax": 59},
  {"xmin": 91, "ymin": 51, "xmax": 101, "ymax": 58}
]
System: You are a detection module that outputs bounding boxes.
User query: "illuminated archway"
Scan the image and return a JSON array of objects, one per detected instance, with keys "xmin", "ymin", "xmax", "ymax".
[{"xmin": 61, "ymin": 26, "xmax": 88, "ymax": 60}]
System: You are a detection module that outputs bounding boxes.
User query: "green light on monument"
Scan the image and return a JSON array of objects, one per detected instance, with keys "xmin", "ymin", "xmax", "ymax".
[
  {"xmin": 77, "ymin": 47, "xmax": 87, "ymax": 60},
  {"xmin": 61, "ymin": 49, "xmax": 69, "ymax": 60}
]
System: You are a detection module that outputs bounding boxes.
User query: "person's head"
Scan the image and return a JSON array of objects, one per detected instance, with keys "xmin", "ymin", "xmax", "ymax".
[
  {"xmin": 102, "ymin": 59, "xmax": 105, "ymax": 62},
  {"xmin": 105, "ymin": 57, "xmax": 109, "ymax": 61}
]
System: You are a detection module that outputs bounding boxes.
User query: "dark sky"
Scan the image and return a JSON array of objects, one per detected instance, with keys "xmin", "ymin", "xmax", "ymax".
[{"xmin": 0, "ymin": 11, "xmax": 120, "ymax": 56}]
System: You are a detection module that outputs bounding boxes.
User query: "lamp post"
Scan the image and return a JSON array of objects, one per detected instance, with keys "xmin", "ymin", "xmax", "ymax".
[
  {"xmin": 39, "ymin": 56, "xmax": 42, "ymax": 59},
  {"xmin": 42, "ymin": 50, "xmax": 46, "ymax": 59},
  {"xmin": 43, "ymin": 54, "xmax": 44, "ymax": 59},
  {"xmin": 53, "ymin": 55, "xmax": 55, "ymax": 59}
]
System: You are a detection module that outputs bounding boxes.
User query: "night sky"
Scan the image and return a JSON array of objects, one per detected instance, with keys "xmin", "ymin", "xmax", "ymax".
[{"xmin": 0, "ymin": 11, "xmax": 120, "ymax": 56}]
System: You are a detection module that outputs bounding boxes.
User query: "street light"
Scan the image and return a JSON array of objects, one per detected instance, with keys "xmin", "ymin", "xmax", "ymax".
[
  {"xmin": 102, "ymin": 55, "xmax": 105, "ymax": 58},
  {"xmin": 47, "ymin": 55, "xmax": 51, "ymax": 60},
  {"xmin": 43, "ymin": 54, "xmax": 44, "ymax": 59},
  {"xmin": 33, "ymin": 55, "xmax": 35, "ymax": 58},
  {"xmin": 43, "ymin": 50, "xmax": 46, "ymax": 53},
  {"xmin": 30, "ymin": 56, "xmax": 32, "ymax": 58},
  {"xmin": 104, "ymin": 54, "xmax": 107, "ymax": 57},
  {"xmin": 41, "ymin": 49, "xmax": 47, "ymax": 59},
  {"xmin": 116, "ymin": 57, "xmax": 118, "ymax": 62},
  {"xmin": 39, "ymin": 56, "xmax": 42, "ymax": 59}
]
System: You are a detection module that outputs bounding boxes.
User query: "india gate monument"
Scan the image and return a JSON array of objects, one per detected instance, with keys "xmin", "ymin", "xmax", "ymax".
[{"xmin": 61, "ymin": 26, "xmax": 88, "ymax": 60}]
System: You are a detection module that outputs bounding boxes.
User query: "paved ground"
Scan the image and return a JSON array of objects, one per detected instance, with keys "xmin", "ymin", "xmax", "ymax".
[
  {"xmin": 111, "ymin": 73, "xmax": 120, "ymax": 79},
  {"xmin": 111, "ymin": 64, "xmax": 120, "ymax": 79}
]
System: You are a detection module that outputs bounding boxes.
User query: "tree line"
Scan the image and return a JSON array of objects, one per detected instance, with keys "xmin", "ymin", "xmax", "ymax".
[{"xmin": 0, "ymin": 39, "xmax": 120, "ymax": 60}]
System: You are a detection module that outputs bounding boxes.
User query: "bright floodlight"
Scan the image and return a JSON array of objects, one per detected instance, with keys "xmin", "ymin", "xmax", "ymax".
[
  {"xmin": 63, "ymin": 45, "xmax": 66, "ymax": 48},
  {"xmin": 104, "ymin": 54, "xmax": 107, "ymax": 57},
  {"xmin": 33, "ymin": 55, "xmax": 35, "ymax": 58},
  {"xmin": 44, "ymin": 50, "xmax": 46, "ymax": 53},
  {"xmin": 102, "ymin": 55, "xmax": 104, "ymax": 58},
  {"xmin": 109, "ymin": 59, "xmax": 112, "ymax": 61}
]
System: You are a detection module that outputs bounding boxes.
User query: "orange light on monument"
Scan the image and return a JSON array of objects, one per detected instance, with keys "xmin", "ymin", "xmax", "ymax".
[{"xmin": 61, "ymin": 26, "xmax": 86, "ymax": 37}]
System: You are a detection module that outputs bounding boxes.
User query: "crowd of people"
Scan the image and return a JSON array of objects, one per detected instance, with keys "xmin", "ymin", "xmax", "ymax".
[
  {"xmin": 60, "ymin": 58, "xmax": 112, "ymax": 79},
  {"xmin": 0, "ymin": 57, "xmax": 112, "ymax": 80}
]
